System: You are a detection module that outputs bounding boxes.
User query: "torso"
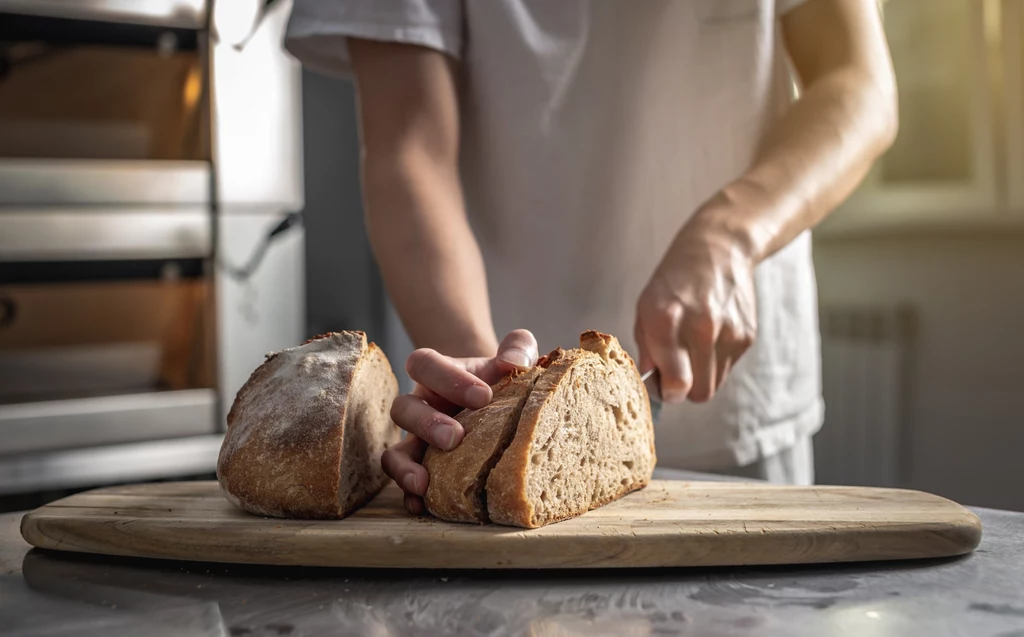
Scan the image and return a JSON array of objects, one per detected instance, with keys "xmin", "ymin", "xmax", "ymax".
[{"xmin": 457, "ymin": 0, "xmax": 823, "ymax": 467}]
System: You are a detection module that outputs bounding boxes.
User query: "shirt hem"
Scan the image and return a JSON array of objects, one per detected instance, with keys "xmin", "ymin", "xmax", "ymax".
[{"xmin": 285, "ymin": 21, "xmax": 462, "ymax": 79}]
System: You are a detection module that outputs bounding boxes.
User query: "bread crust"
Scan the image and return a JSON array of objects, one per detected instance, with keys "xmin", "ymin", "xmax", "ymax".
[{"xmin": 217, "ymin": 331, "xmax": 398, "ymax": 519}]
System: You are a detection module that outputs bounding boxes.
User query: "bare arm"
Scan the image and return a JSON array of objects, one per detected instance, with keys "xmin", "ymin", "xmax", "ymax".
[
  {"xmin": 349, "ymin": 39, "xmax": 498, "ymax": 357},
  {"xmin": 637, "ymin": 0, "xmax": 898, "ymax": 403},
  {"xmin": 689, "ymin": 0, "xmax": 899, "ymax": 260},
  {"xmin": 351, "ymin": 39, "xmax": 539, "ymax": 512}
]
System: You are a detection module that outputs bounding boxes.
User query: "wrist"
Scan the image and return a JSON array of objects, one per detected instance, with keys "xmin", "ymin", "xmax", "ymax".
[
  {"xmin": 425, "ymin": 331, "xmax": 500, "ymax": 359},
  {"xmin": 460, "ymin": 334, "xmax": 501, "ymax": 359},
  {"xmin": 687, "ymin": 180, "xmax": 776, "ymax": 265}
]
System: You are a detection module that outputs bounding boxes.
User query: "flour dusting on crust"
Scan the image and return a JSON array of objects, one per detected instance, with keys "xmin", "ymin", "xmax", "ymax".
[{"xmin": 217, "ymin": 331, "xmax": 399, "ymax": 519}]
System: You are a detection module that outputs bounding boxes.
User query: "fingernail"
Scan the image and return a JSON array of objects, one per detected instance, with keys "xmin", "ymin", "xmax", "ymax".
[
  {"xmin": 403, "ymin": 473, "xmax": 420, "ymax": 494},
  {"xmin": 430, "ymin": 423, "xmax": 457, "ymax": 450},
  {"xmin": 465, "ymin": 385, "xmax": 491, "ymax": 408},
  {"xmin": 498, "ymin": 348, "xmax": 532, "ymax": 369}
]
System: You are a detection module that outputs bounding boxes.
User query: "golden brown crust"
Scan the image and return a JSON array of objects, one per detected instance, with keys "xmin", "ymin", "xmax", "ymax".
[
  {"xmin": 217, "ymin": 331, "xmax": 398, "ymax": 519},
  {"xmin": 536, "ymin": 347, "xmax": 564, "ymax": 368},
  {"xmin": 423, "ymin": 368, "xmax": 542, "ymax": 523},
  {"xmin": 579, "ymin": 330, "xmax": 613, "ymax": 356}
]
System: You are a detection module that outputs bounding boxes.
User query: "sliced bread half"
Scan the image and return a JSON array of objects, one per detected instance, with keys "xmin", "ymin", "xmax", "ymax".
[
  {"xmin": 422, "ymin": 366, "xmax": 544, "ymax": 523},
  {"xmin": 486, "ymin": 331, "xmax": 656, "ymax": 528},
  {"xmin": 217, "ymin": 331, "xmax": 399, "ymax": 519}
]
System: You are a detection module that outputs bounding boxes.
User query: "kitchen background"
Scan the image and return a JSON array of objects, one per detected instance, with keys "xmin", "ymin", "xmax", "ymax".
[{"xmin": 1, "ymin": 0, "xmax": 1022, "ymax": 514}]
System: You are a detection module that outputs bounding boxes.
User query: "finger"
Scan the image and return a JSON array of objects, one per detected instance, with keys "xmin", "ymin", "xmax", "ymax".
[
  {"xmin": 684, "ymin": 313, "xmax": 719, "ymax": 403},
  {"xmin": 641, "ymin": 319, "xmax": 692, "ymax": 404},
  {"xmin": 380, "ymin": 435, "xmax": 429, "ymax": 497},
  {"xmin": 411, "ymin": 384, "xmax": 456, "ymax": 415},
  {"xmin": 657, "ymin": 347, "xmax": 692, "ymax": 404},
  {"xmin": 714, "ymin": 350, "xmax": 732, "ymax": 390},
  {"xmin": 390, "ymin": 394, "xmax": 465, "ymax": 450},
  {"xmin": 494, "ymin": 329, "xmax": 539, "ymax": 371},
  {"xmin": 715, "ymin": 322, "xmax": 753, "ymax": 389},
  {"xmin": 404, "ymin": 493, "xmax": 425, "ymax": 516},
  {"xmin": 470, "ymin": 329, "xmax": 540, "ymax": 384},
  {"xmin": 406, "ymin": 348, "xmax": 492, "ymax": 409}
]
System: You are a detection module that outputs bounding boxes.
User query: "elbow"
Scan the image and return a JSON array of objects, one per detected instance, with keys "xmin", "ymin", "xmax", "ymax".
[
  {"xmin": 359, "ymin": 152, "xmax": 412, "ymax": 243},
  {"xmin": 359, "ymin": 154, "xmax": 388, "ymax": 232},
  {"xmin": 359, "ymin": 145, "xmax": 459, "ymax": 241},
  {"xmin": 361, "ymin": 143, "xmax": 454, "ymax": 199}
]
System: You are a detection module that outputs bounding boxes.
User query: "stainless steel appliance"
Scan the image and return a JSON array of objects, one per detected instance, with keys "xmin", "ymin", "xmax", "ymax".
[{"xmin": 0, "ymin": 0, "xmax": 305, "ymax": 495}]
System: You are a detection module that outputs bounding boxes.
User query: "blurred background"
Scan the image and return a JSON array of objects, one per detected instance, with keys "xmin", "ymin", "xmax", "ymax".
[{"xmin": 0, "ymin": 0, "xmax": 1021, "ymax": 514}]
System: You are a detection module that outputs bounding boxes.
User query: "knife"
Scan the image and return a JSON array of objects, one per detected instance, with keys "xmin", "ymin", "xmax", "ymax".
[{"xmin": 640, "ymin": 368, "xmax": 663, "ymax": 422}]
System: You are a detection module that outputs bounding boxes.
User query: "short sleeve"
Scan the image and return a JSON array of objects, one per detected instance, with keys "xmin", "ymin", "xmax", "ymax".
[
  {"xmin": 284, "ymin": 0, "xmax": 464, "ymax": 79},
  {"xmin": 776, "ymin": 0, "xmax": 811, "ymax": 16}
]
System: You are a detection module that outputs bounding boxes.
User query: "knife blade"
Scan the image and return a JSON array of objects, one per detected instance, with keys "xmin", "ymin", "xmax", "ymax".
[{"xmin": 640, "ymin": 368, "xmax": 662, "ymax": 422}]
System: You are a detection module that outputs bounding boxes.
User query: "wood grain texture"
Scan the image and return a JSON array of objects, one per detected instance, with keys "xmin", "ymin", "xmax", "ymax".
[{"xmin": 19, "ymin": 480, "xmax": 982, "ymax": 569}]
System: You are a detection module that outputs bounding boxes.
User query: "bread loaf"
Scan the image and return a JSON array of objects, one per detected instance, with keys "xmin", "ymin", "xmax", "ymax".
[
  {"xmin": 217, "ymin": 331, "xmax": 399, "ymax": 519},
  {"xmin": 425, "ymin": 331, "xmax": 656, "ymax": 528}
]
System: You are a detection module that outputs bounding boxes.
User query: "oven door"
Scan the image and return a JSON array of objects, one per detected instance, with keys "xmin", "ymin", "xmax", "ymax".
[
  {"xmin": 0, "ymin": 256, "xmax": 219, "ymax": 451},
  {"xmin": 0, "ymin": 2, "xmax": 212, "ymax": 207}
]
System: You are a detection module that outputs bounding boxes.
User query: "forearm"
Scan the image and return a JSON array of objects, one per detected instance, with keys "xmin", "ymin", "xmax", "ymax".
[
  {"xmin": 683, "ymin": 0, "xmax": 898, "ymax": 266},
  {"xmin": 364, "ymin": 155, "xmax": 498, "ymax": 358},
  {"xmin": 349, "ymin": 38, "xmax": 498, "ymax": 358},
  {"xmin": 690, "ymin": 66, "xmax": 897, "ymax": 264}
]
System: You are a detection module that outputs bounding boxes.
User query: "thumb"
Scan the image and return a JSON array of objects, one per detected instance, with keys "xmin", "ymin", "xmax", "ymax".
[{"xmin": 494, "ymin": 329, "xmax": 538, "ymax": 372}]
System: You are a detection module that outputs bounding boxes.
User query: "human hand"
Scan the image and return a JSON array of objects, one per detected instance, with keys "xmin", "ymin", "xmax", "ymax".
[
  {"xmin": 635, "ymin": 205, "xmax": 758, "ymax": 404},
  {"xmin": 381, "ymin": 329, "xmax": 539, "ymax": 514}
]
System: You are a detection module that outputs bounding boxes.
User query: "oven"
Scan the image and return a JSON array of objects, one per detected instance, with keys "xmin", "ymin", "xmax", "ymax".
[{"xmin": 0, "ymin": 0, "xmax": 305, "ymax": 496}]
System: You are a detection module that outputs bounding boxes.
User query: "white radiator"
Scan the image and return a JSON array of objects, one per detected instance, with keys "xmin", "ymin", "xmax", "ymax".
[{"xmin": 815, "ymin": 306, "xmax": 916, "ymax": 488}]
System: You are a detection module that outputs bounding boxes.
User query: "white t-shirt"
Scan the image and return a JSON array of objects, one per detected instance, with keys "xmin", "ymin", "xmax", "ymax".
[{"xmin": 285, "ymin": 0, "xmax": 824, "ymax": 470}]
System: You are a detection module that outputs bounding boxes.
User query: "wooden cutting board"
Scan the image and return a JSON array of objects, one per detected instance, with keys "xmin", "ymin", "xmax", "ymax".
[{"xmin": 20, "ymin": 480, "xmax": 982, "ymax": 569}]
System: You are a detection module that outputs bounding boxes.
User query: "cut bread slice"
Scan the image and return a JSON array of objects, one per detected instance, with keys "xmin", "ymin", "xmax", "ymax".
[
  {"xmin": 423, "ymin": 366, "xmax": 544, "ymax": 523},
  {"xmin": 486, "ymin": 331, "xmax": 656, "ymax": 528},
  {"xmin": 217, "ymin": 331, "xmax": 400, "ymax": 519}
]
